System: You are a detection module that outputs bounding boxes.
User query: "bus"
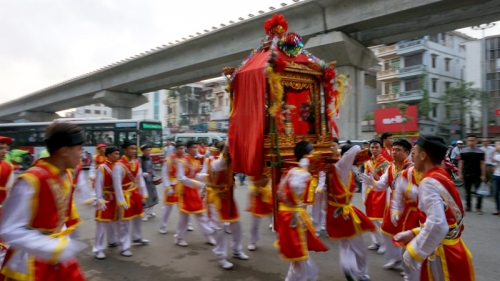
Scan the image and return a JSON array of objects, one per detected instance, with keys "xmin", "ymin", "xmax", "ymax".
[{"xmin": 0, "ymin": 118, "xmax": 164, "ymax": 169}]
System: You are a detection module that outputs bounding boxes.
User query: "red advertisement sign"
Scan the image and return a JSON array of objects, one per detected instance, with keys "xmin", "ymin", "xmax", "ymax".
[{"xmin": 374, "ymin": 105, "xmax": 418, "ymax": 132}]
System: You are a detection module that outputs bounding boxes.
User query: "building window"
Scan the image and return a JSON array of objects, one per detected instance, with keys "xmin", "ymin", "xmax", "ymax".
[
  {"xmin": 390, "ymin": 58, "xmax": 400, "ymax": 70},
  {"xmin": 432, "ymin": 104, "xmax": 438, "ymax": 118},
  {"xmin": 404, "ymin": 78, "xmax": 420, "ymax": 91},
  {"xmin": 431, "ymin": 55, "xmax": 437, "ymax": 68},
  {"xmin": 404, "ymin": 53, "xmax": 423, "ymax": 67},
  {"xmin": 445, "ymin": 82, "xmax": 452, "ymax": 90},
  {"xmin": 445, "ymin": 58, "xmax": 451, "ymax": 71},
  {"xmin": 432, "ymin": 79, "xmax": 438, "ymax": 93},
  {"xmin": 391, "ymin": 81, "xmax": 401, "ymax": 94},
  {"xmin": 218, "ymin": 96, "xmax": 223, "ymax": 108},
  {"xmin": 153, "ymin": 91, "xmax": 159, "ymax": 120},
  {"xmin": 95, "ymin": 110, "xmax": 101, "ymax": 114},
  {"xmin": 85, "ymin": 109, "xmax": 91, "ymax": 114},
  {"xmin": 384, "ymin": 83, "xmax": 390, "ymax": 95},
  {"xmin": 384, "ymin": 60, "xmax": 390, "ymax": 71}
]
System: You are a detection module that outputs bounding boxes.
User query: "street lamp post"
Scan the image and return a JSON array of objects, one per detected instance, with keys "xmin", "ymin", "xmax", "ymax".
[{"xmin": 472, "ymin": 23, "xmax": 495, "ymax": 138}]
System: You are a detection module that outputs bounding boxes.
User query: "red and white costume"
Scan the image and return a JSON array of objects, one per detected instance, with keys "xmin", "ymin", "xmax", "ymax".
[
  {"xmin": 174, "ymin": 155, "xmax": 214, "ymax": 242},
  {"xmin": 89, "ymin": 153, "xmax": 107, "ymax": 181},
  {"xmin": 0, "ymin": 160, "xmax": 86, "ymax": 281},
  {"xmin": 159, "ymin": 154, "xmax": 181, "ymax": 231},
  {"xmin": 92, "ymin": 160, "xmax": 119, "ymax": 254},
  {"xmin": 112, "ymin": 156, "xmax": 148, "ymax": 252},
  {"xmin": 0, "ymin": 159, "xmax": 14, "ymax": 266},
  {"xmin": 381, "ymin": 146, "xmax": 393, "ymax": 162},
  {"xmin": 274, "ymin": 158, "xmax": 329, "ymax": 281},
  {"xmin": 326, "ymin": 145, "xmax": 375, "ymax": 280},
  {"xmin": 403, "ymin": 167, "xmax": 475, "ymax": 281},
  {"xmin": 247, "ymin": 177, "xmax": 273, "ymax": 247},
  {"xmin": 368, "ymin": 158, "xmax": 411, "ymax": 263},
  {"xmin": 362, "ymin": 154, "xmax": 390, "ymax": 250},
  {"xmin": 391, "ymin": 165, "xmax": 422, "ymax": 280},
  {"xmin": 197, "ymin": 155, "xmax": 245, "ymax": 262}
]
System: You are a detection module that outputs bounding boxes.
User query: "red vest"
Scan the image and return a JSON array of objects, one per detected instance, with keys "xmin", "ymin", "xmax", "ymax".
[
  {"xmin": 164, "ymin": 154, "xmax": 180, "ymax": 204},
  {"xmin": 117, "ymin": 156, "xmax": 140, "ymax": 189},
  {"xmin": 364, "ymin": 155, "xmax": 390, "ymax": 219},
  {"xmin": 0, "ymin": 161, "xmax": 14, "ymax": 205},
  {"xmin": 94, "ymin": 154, "xmax": 106, "ymax": 167},
  {"xmin": 207, "ymin": 156, "xmax": 238, "ymax": 222},
  {"xmin": 178, "ymin": 155, "xmax": 204, "ymax": 213},
  {"xmin": 381, "ymin": 147, "xmax": 393, "ymax": 162},
  {"xmin": 419, "ymin": 167, "xmax": 464, "ymax": 239}
]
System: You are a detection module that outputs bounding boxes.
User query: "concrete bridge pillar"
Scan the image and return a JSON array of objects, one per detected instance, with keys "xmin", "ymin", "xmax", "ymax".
[
  {"xmin": 305, "ymin": 32, "xmax": 379, "ymax": 140},
  {"xmin": 92, "ymin": 90, "xmax": 148, "ymax": 120},
  {"xmin": 18, "ymin": 111, "xmax": 60, "ymax": 122}
]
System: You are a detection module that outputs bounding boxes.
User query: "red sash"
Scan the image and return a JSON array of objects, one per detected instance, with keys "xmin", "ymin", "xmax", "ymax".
[{"xmin": 364, "ymin": 155, "xmax": 390, "ymax": 220}]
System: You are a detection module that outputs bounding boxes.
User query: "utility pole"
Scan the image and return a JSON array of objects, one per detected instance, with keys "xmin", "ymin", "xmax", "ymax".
[{"xmin": 472, "ymin": 23, "xmax": 495, "ymax": 138}]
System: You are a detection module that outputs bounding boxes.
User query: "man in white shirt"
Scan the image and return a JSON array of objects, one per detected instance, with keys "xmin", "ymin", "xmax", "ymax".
[
  {"xmin": 480, "ymin": 138, "xmax": 495, "ymax": 191},
  {"xmin": 163, "ymin": 139, "xmax": 175, "ymax": 158}
]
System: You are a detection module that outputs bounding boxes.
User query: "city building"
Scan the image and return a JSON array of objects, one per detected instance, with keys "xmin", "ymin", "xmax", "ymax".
[
  {"xmin": 371, "ymin": 31, "xmax": 474, "ymax": 141},
  {"xmin": 70, "ymin": 103, "xmax": 113, "ymax": 118},
  {"xmin": 482, "ymin": 35, "xmax": 500, "ymax": 138}
]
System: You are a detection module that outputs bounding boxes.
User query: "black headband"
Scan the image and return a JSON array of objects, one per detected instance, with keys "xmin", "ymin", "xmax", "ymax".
[
  {"xmin": 417, "ymin": 135, "xmax": 448, "ymax": 154},
  {"xmin": 105, "ymin": 146, "xmax": 120, "ymax": 156},
  {"xmin": 44, "ymin": 130, "xmax": 85, "ymax": 149}
]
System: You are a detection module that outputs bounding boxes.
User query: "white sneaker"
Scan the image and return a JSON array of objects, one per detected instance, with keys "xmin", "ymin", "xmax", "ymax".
[
  {"xmin": 218, "ymin": 259, "xmax": 233, "ymax": 269},
  {"xmin": 159, "ymin": 227, "xmax": 167, "ymax": 234},
  {"xmin": 247, "ymin": 243, "xmax": 256, "ymax": 251},
  {"xmin": 269, "ymin": 223, "xmax": 273, "ymax": 229},
  {"xmin": 224, "ymin": 226, "xmax": 232, "ymax": 234},
  {"xmin": 321, "ymin": 225, "xmax": 326, "ymax": 231},
  {"xmin": 315, "ymin": 232, "xmax": 320, "ymax": 237},
  {"xmin": 175, "ymin": 239, "xmax": 189, "ymax": 247},
  {"xmin": 120, "ymin": 250, "xmax": 133, "ymax": 257},
  {"xmin": 383, "ymin": 259, "xmax": 402, "ymax": 269},
  {"xmin": 232, "ymin": 252, "xmax": 249, "ymax": 260},
  {"xmin": 149, "ymin": 213, "xmax": 156, "ymax": 218},
  {"xmin": 206, "ymin": 235, "xmax": 217, "ymax": 246},
  {"xmin": 132, "ymin": 239, "xmax": 150, "ymax": 245},
  {"xmin": 142, "ymin": 216, "xmax": 148, "ymax": 222},
  {"xmin": 377, "ymin": 246, "xmax": 386, "ymax": 255},
  {"xmin": 187, "ymin": 225, "xmax": 194, "ymax": 231},
  {"xmin": 95, "ymin": 251, "xmax": 106, "ymax": 260},
  {"xmin": 367, "ymin": 243, "xmax": 380, "ymax": 250}
]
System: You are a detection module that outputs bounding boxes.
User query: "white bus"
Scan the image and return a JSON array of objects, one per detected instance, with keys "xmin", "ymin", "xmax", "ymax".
[{"xmin": 0, "ymin": 118, "xmax": 164, "ymax": 169}]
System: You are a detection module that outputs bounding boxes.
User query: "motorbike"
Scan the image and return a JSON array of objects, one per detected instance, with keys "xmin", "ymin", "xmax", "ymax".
[{"xmin": 443, "ymin": 159, "xmax": 464, "ymax": 187}]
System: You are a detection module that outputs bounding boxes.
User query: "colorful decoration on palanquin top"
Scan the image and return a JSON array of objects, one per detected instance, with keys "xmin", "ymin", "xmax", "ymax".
[{"xmin": 223, "ymin": 14, "xmax": 348, "ymax": 138}]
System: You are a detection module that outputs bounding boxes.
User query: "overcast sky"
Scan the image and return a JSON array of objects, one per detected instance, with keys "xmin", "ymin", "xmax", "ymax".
[{"xmin": 1, "ymin": 0, "xmax": 499, "ymax": 104}]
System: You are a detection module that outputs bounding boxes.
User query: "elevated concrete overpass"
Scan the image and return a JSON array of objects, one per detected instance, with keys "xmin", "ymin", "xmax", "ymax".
[{"xmin": 0, "ymin": 0, "xmax": 499, "ymax": 122}]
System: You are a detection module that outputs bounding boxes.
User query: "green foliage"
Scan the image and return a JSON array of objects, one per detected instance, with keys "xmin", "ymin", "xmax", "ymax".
[
  {"xmin": 418, "ymin": 90, "xmax": 432, "ymax": 117},
  {"xmin": 364, "ymin": 111, "xmax": 374, "ymax": 121},
  {"xmin": 440, "ymin": 81, "xmax": 486, "ymax": 138}
]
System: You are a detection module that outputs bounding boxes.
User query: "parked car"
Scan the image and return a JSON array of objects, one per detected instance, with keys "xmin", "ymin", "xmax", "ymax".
[{"xmin": 174, "ymin": 133, "xmax": 227, "ymax": 145}]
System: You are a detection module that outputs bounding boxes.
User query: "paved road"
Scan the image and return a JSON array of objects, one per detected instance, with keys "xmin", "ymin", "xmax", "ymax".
[{"xmin": 75, "ymin": 171, "xmax": 500, "ymax": 281}]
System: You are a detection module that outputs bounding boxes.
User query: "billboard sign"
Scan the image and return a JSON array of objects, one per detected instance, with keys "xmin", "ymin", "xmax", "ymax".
[{"xmin": 374, "ymin": 105, "xmax": 418, "ymax": 132}]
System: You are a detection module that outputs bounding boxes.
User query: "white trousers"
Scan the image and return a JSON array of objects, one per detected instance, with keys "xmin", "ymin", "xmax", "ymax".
[
  {"xmin": 144, "ymin": 207, "xmax": 154, "ymax": 216},
  {"xmin": 285, "ymin": 258, "xmax": 319, "ymax": 281},
  {"xmin": 339, "ymin": 235, "xmax": 369, "ymax": 279},
  {"xmin": 402, "ymin": 259, "xmax": 421, "ymax": 281},
  {"xmin": 370, "ymin": 220, "xmax": 386, "ymax": 250},
  {"xmin": 311, "ymin": 192, "xmax": 326, "ymax": 232},
  {"xmin": 159, "ymin": 204, "xmax": 192, "ymax": 229},
  {"xmin": 93, "ymin": 221, "xmax": 119, "ymax": 252},
  {"xmin": 118, "ymin": 216, "xmax": 143, "ymax": 251},
  {"xmin": 209, "ymin": 203, "xmax": 242, "ymax": 260},
  {"xmin": 175, "ymin": 211, "xmax": 214, "ymax": 240},
  {"xmin": 382, "ymin": 233, "xmax": 402, "ymax": 261},
  {"xmin": 249, "ymin": 215, "xmax": 272, "ymax": 244}
]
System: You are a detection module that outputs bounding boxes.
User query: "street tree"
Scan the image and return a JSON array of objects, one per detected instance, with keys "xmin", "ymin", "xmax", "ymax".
[{"xmin": 440, "ymin": 82, "xmax": 485, "ymax": 139}]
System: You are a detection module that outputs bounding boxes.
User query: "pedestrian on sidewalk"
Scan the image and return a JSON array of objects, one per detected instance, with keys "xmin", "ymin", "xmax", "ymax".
[
  {"xmin": 458, "ymin": 134, "xmax": 486, "ymax": 214},
  {"xmin": 492, "ymin": 141, "xmax": 500, "ymax": 215}
]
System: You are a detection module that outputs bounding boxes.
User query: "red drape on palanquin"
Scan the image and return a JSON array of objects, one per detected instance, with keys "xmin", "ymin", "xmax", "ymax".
[
  {"xmin": 285, "ymin": 89, "xmax": 311, "ymax": 135},
  {"xmin": 229, "ymin": 50, "xmax": 269, "ymax": 177}
]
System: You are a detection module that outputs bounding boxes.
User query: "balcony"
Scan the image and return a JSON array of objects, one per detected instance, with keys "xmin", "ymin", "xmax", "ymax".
[
  {"xmin": 397, "ymin": 39, "xmax": 426, "ymax": 55},
  {"xmin": 376, "ymin": 93, "xmax": 397, "ymax": 103},
  {"xmin": 398, "ymin": 64, "xmax": 425, "ymax": 78},
  {"xmin": 376, "ymin": 68, "xmax": 399, "ymax": 81},
  {"xmin": 377, "ymin": 44, "xmax": 397, "ymax": 58},
  {"xmin": 397, "ymin": 89, "xmax": 424, "ymax": 102}
]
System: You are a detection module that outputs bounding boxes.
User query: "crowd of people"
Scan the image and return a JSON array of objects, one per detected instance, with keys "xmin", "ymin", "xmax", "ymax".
[{"xmin": 0, "ymin": 123, "xmax": 478, "ymax": 281}]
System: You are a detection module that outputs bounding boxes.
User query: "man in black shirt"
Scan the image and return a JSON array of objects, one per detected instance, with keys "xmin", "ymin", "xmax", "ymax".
[{"xmin": 458, "ymin": 134, "xmax": 486, "ymax": 214}]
